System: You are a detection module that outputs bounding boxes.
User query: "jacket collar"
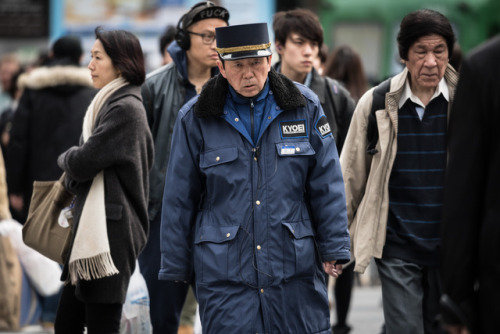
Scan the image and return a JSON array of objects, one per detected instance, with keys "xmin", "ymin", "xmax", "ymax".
[
  {"xmin": 194, "ymin": 68, "xmax": 306, "ymax": 118},
  {"xmin": 107, "ymin": 84, "xmax": 142, "ymax": 105}
]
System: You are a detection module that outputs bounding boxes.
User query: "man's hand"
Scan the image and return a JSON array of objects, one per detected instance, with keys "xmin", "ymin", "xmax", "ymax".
[
  {"xmin": 9, "ymin": 194, "xmax": 24, "ymax": 211},
  {"xmin": 443, "ymin": 325, "xmax": 469, "ymax": 334},
  {"xmin": 323, "ymin": 261, "xmax": 343, "ymax": 278}
]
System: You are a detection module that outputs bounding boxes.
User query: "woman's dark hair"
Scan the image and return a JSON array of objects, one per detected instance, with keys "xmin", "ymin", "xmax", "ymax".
[
  {"xmin": 324, "ymin": 45, "xmax": 368, "ymax": 102},
  {"xmin": 397, "ymin": 9, "xmax": 455, "ymax": 61},
  {"xmin": 273, "ymin": 8, "xmax": 323, "ymax": 50},
  {"xmin": 95, "ymin": 26, "xmax": 145, "ymax": 86}
]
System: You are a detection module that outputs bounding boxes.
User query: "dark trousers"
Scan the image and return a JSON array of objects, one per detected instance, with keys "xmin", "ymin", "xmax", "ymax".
[
  {"xmin": 54, "ymin": 283, "xmax": 122, "ymax": 334},
  {"xmin": 333, "ymin": 261, "xmax": 355, "ymax": 329},
  {"xmin": 375, "ymin": 257, "xmax": 444, "ymax": 334},
  {"xmin": 139, "ymin": 213, "xmax": 190, "ymax": 334}
]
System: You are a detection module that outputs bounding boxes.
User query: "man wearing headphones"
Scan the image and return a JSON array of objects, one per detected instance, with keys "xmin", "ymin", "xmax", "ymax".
[{"xmin": 139, "ymin": 2, "xmax": 230, "ymax": 333}]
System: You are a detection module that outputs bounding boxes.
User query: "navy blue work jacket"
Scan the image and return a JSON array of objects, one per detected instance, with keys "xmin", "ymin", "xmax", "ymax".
[{"xmin": 159, "ymin": 70, "xmax": 350, "ymax": 333}]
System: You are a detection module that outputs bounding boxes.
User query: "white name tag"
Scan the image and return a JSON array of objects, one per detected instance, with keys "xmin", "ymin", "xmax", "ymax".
[{"xmin": 281, "ymin": 145, "xmax": 296, "ymax": 155}]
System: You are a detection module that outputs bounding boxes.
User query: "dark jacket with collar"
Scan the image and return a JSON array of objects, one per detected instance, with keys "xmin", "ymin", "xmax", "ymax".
[
  {"xmin": 141, "ymin": 41, "xmax": 219, "ymax": 222},
  {"xmin": 272, "ymin": 63, "xmax": 355, "ymax": 152},
  {"xmin": 441, "ymin": 35, "xmax": 500, "ymax": 334},
  {"xmin": 7, "ymin": 65, "xmax": 96, "ymax": 220},
  {"xmin": 159, "ymin": 69, "xmax": 350, "ymax": 333},
  {"xmin": 58, "ymin": 85, "xmax": 154, "ymax": 304}
]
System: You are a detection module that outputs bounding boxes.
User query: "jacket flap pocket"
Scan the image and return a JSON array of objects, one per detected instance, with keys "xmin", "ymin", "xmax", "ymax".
[
  {"xmin": 195, "ymin": 225, "xmax": 239, "ymax": 244},
  {"xmin": 282, "ymin": 220, "xmax": 315, "ymax": 239},
  {"xmin": 275, "ymin": 141, "xmax": 315, "ymax": 157},
  {"xmin": 200, "ymin": 147, "xmax": 238, "ymax": 168},
  {"xmin": 106, "ymin": 203, "xmax": 123, "ymax": 220}
]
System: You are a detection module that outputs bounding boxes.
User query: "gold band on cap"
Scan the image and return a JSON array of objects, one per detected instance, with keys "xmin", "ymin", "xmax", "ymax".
[{"xmin": 216, "ymin": 42, "xmax": 271, "ymax": 54}]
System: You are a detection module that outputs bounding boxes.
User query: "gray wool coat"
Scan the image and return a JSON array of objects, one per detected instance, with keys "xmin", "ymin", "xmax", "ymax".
[{"xmin": 57, "ymin": 85, "xmax": 154, "ymax": 304}]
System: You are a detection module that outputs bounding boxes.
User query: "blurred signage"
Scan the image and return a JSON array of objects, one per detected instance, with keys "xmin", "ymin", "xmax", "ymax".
[{"xmin": 0, "ymin": 0, "xmax": 49, "ymax": 38}]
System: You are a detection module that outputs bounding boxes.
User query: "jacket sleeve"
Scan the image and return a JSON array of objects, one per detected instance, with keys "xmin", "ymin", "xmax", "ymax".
[
  {"xmin": 339, "ymin": 90, "xmax": 374, "ymax": 228},
  {"xmin": 306, "ymin": 97, "xmax": 350, "ymax": 264},
  {"xmin": 332, "ymin": 81, "xmax": 356, "ymax": 152},
  {"xmin": 158, "ymin": 108, "xmax": 201, "ymax": 281},
  {"xmin": 141, "ymin": 80, "xmax": 155, "ymax": 132},
  {"xmin": 58, "ymin": 99, "xmax": 146, "ymax": 182}
]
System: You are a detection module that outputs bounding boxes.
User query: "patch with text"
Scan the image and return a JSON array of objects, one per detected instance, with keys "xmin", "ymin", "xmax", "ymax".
[
  {"xmin": 315, "ymin": 116, "xmax": 332, "ymax": 138},
  {"xmin": 280, "ymin": 120, "xmax": 307, "ymax": 139}
]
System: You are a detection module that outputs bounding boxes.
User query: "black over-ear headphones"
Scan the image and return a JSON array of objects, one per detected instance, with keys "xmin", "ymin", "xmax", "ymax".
[
  {"xmin": 175, "ymin": 12, "xmax": 190, "ymax": 50},
  {"xmin": 175, "ymin": 2, "xmax": 219, "ymax": 50}
]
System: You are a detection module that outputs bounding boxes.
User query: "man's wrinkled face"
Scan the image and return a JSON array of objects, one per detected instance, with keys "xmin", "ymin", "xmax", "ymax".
[
  {"xmin": 217, "ymin": 56, "xmax": 272, "ymax": 98},
  {"xmin": 404, "ymin": 34, "xmax": 449, "ymax": 94}
]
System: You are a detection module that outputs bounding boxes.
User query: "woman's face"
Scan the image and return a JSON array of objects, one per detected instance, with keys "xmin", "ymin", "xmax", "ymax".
[{"xmin": 88, "ymin": 39, "xmax": 119, "ymax": 89}]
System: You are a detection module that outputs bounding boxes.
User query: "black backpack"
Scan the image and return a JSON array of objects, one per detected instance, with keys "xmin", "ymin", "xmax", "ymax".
[{"xmin": 366, "ymin": 78, "xmax": 391, "ymax": 155}]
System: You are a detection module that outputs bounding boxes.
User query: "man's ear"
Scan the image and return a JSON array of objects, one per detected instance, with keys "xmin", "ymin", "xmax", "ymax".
[
  {"xmin": 275, "ymin": 42, "xmax": 283, "ymax": 54},
  {"xmin": 267, "ymin": 55, "xmax": 272, "ymax": 71},
  {"xmin": 217, "ymin": 59, "xmax": 226, "ymax": 78}
]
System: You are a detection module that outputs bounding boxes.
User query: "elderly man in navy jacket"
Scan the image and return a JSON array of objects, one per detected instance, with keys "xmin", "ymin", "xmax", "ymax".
[{"xmin": 159, "ymin": 22, "xmax": 350, "ymax": 333}]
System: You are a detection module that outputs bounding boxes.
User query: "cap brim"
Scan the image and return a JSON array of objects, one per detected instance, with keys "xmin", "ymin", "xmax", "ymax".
[{"xmin": 219, "ymin": 48, "xmax": 272, "ymax": 60}]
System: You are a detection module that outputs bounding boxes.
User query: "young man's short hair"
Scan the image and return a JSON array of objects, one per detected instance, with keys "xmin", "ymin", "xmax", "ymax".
[{"xmin": 273, "ymin": 8, "xmax": 323, "ymax": 49}]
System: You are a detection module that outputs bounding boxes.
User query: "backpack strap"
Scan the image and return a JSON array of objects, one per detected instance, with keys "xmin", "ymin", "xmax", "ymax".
[{"xmin": 366, "ymin": 78, "xmax": 391, "ymax": 155}]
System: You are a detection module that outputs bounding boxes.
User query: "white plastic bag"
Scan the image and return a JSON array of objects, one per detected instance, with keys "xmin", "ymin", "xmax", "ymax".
[
  {"xmin": 0, "ymin": 219, "xmax": 62, "ymax": 296},
  {"xmin": 120, "ymin": 262, "xmax": 152, "ymax": 334}
]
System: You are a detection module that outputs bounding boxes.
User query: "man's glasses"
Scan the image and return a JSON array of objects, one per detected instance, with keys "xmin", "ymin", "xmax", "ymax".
[{"xmin": 187, "ymin": 31, "xmax": 216, "ymax": 45}]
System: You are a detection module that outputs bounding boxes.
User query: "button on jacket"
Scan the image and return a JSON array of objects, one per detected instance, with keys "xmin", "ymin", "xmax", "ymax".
[{"xmin": 160, "ymin": 69, "xmax": 350, "ymax": 333}]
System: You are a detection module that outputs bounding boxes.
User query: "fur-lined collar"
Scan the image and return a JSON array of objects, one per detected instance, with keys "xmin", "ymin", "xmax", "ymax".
[
  {"xmin": 18, "ymin": 65, "xmax": 93, "ymax": 90},
  {"xmin": 194, "ymin": 69, "xmax": 306, "ymax": 118}
]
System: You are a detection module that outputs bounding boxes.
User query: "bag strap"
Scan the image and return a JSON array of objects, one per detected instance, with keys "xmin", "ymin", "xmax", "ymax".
[{"xmin": 366, "ymin": 78, "xmax": 391, "ymax": 155}]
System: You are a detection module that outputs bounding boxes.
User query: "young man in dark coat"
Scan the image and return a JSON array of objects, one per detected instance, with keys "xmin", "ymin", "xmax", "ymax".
[
  {"xmin": 272, "ymin": 8, "xmax": 355, "ymax": 154},
  {"xmin": 7, "ymin": 36, "xmax": 96, "ymax": 223}
]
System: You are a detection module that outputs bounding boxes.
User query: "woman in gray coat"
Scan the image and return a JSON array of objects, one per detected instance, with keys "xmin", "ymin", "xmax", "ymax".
[{"xmin": 54, "ymin": 27, "xmax": 153, "ymax": 334}]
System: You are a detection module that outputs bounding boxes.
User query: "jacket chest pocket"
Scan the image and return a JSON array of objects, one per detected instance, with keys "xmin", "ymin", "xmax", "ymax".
[
  {"xmin": 282, "ymin": 220, "xmax": 317, "ymax": 279},
  {"xmin": 275, "ymin": 141, "xmax": 315, "ymax": 157},
  {"xmin": 199, "ymin": 147, "xmax": 242, "ymax": 188},
  {"xmin": 194, "ymin": 225, "xmax": 239, "ymax": 284}
]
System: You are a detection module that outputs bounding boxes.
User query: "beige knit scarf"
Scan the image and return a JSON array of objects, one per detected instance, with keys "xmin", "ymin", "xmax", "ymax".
[{"xmin": 69, "ymin": 76, "xmax": 127, "ymax": 284}]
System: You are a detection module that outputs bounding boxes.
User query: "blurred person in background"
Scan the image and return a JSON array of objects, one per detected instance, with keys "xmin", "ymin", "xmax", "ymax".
[
  {"xmin": 139, "ymin": 2, "xmax": 229, "ymax": 333},
  {"xmin": 272, "ymin": 8, "xmax": 355, "ymax": 154},
  {"xmin": 324, "ymin": 45, "xmax": 369, "ymax": 103},
  {"xmin": 440, "ymin": 35, "xmax": 500, "ymax": 334},
  {"xmin": 340, "ymin": 9, "xmax": 458, "ymax": 334},
  {"xmin": 0, "ymin": 68, "xmax": 25, "ymax": 224},
  {"xmin": 313, "ymin": 43, "xmax": 328, "ymax": 76},
  {"xmin": 0, "ymin": 68, "xmax": 24, "ymax": 158},
  {"xmin": 7, "ymin": 36, "xmax": 96, "ymax": 224},
  {"xmin": 6, "ymin": 35, "xmax": 96, "ymax": 330},
  {"xmin": 448, "ymin": 42, "xmax": 463, "ymax": 72},
  {"xmin": 159, "ymin": 25, "xmax": 176, "ymax": 66},
  {"xmin": 54, "ymin": 27, "xmax": 153, "ymax": 334},
  {"xmin": 0, "ymin": 54, "xmax": 21, "ymax": 113}
]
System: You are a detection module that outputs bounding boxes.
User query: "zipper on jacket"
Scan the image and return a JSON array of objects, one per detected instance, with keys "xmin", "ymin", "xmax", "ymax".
[{"xmin": 250, "ymin": 99, "xmax": 255, "ymax": 144}]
